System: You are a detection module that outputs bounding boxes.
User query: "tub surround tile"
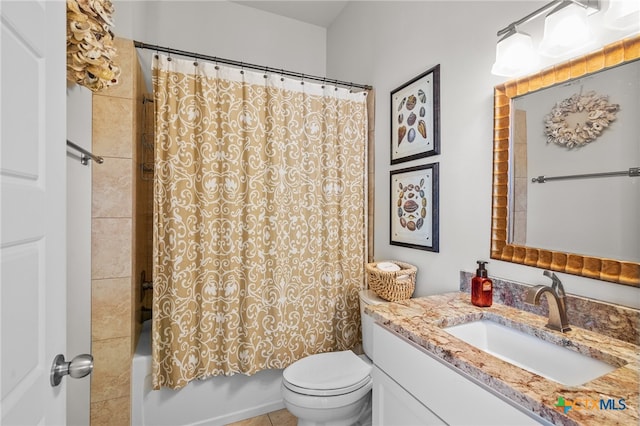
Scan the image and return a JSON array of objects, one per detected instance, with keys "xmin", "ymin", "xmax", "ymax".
[
  {"xmin": 92, "ymin": 278, "xmax": 132, "ymax": 341},
  {"xmin": 91, "ymin": 337, "xmax": 131, "ymax": 403},
  {"xmin": 91, "ymin": 218, "xmax": 132, "ymax": 279},
  {"xmin": 90, "ymin": 37, "xmax": 142, "ymax": 425},
  {"xmin": 92, "ymin": 95, "xmax": 133, "ymax": 159},
  {"xmin": 366, "ymin": 292, "xmax": 639, "ymax": 426},
  {"xmin": 460, "ymin": 271, "xmax": 640, "ymax": 344},
  {"xmin": 92, "ymin": 157, "xmax": 133, "ymax": 217},
  {"xmin": 95, "ymin": 38, "xmax": 135, "ymax": 100},
  {"xmin": 90, "ymin": 396, "xmax": 130, "ymax": 426}
]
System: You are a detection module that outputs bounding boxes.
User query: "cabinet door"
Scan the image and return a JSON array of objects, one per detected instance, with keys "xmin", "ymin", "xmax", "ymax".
[{"xmin": 372, "ymin": 366, "xmax": 445, "ymax": 426}]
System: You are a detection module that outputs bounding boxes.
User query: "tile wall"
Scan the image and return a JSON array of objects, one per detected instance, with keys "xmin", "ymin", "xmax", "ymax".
[
  {"xmin": 139, "ymin": 99, "xmax": 154, "ymax": 316},
  {"xmin": 90, "ymin": 38, "xmax": 147, "ymax": 425},
  {"xmin": 512, "ymin": 109, "xmax": 528, "ymax": 245}
]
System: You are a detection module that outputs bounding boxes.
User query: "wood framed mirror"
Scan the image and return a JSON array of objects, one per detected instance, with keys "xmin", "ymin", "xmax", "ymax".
[{"xmin": 491, "ymin": 34, "xmax": 640, "ymax": 287}]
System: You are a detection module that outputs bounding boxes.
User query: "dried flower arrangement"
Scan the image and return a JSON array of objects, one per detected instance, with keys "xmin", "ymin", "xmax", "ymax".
[
  {"xmin": 544, "ymin": 91, "xmax": 619, "ymax": 149},
  {"xmin": 67, "ymin": 0, "xmax": 120, "ymax": 92}
]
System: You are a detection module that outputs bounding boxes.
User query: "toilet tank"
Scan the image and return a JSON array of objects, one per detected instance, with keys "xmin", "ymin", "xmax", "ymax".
[{"xmin": 359, "ymin": 289, "xmax": 387, "ymax": 358}]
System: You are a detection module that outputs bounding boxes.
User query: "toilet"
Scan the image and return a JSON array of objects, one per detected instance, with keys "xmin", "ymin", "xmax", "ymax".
[{"xmin": 281, "ymin": 289, "xmax": 386, "ymax": 426}]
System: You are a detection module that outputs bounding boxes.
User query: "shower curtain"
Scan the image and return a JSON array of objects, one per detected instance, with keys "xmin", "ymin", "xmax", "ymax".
[{"xmin": 151, "ymin": 54, "xmax": 368, "ymax": 390}]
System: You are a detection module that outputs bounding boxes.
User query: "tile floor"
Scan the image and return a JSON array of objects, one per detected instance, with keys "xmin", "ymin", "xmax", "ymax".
[{"xmin": 226, "ymin": 408, "xmax": 297, "ymax": 426}]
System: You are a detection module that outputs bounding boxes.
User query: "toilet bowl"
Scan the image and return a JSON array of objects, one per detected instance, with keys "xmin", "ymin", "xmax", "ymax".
[{"xmin": 281, "ymin": 290, "xmax": 386, "ymax": 426}]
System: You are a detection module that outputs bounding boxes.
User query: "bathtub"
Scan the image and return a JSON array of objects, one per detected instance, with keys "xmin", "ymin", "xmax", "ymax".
[{"xmin": 132, "ymin": 320, "xmax": 285, "ymax": 426}]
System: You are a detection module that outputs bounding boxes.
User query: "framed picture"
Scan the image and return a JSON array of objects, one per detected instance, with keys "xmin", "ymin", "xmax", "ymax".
[
  {"xmin": 390, "ymin": 64, "xmax": 440, "ymax": 164},
  {"xmin": 390, "ymin": 163, "xmax": 439, "ymax": 252}
]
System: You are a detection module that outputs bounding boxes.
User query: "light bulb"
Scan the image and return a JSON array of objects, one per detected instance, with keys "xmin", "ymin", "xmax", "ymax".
[
  {"xmin": 539, "ymin": 3, "xmax": 594, "ymax": 58},
  {"xmin": 491, "ymin": 31, "xmax": 539, "ymax": 77},
  {"xmin": 604, "ymin": 0, "xmax": 640, "ymax": 32}
]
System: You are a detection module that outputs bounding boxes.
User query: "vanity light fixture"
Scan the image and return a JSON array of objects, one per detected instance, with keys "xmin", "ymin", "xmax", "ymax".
[
  {"xmin": 539, "ymin": 1, "xmax": 595, "ymax": 57},
  {"xmin": 492, "ymin": 0, "xmax": 601, "ymax": 77},
  {"xmin": 604, "ymin": 0, "xmax": 640, "ymax": 32},
  {"xmin": 491, "ymin": 27, "xmax": 539, "ymax": 77}
]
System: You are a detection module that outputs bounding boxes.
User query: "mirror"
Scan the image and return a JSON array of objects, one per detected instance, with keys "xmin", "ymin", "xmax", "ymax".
[{"xmin": 491, "ymin": 35, "xmax": 640, "ymax": 287}]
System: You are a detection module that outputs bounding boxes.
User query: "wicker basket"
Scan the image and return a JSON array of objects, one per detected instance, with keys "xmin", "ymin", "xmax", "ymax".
[{"xmin": 366, "ymin": 261, "xmax": 417, "ymax": 302}]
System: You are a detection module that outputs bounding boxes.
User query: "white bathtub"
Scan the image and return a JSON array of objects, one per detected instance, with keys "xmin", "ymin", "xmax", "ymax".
[{"xmin": 132, "ymin": 320, "xmax": 285, "ymax": 426}]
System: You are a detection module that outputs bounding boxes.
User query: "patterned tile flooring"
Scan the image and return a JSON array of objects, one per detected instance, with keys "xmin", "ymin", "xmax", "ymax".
[{"xmin": 225, "ymin": 408, "xmax": 297, "ymax": 426}]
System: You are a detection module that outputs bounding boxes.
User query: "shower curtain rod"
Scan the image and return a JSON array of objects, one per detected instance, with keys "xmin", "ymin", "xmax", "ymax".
[{"xmin": 134, "ymin": 40, "xmax": 372, "ymax": 91}]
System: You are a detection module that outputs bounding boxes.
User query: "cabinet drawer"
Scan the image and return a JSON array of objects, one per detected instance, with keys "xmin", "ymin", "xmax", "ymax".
[{"xmin": 373, "ymin": 323, "xmax": 545, "ymax": 425}]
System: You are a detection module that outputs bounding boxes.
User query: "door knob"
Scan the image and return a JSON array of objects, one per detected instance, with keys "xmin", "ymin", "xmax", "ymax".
[{"xmin": 50, "ymin": 353, "xmax": 93, "ymax": 387}]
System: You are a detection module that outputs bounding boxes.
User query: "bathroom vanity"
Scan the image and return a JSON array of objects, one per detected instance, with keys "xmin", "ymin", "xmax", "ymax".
[{"xmin": 366, "ymin": 292, "xmax": 639, "ymax": 426}]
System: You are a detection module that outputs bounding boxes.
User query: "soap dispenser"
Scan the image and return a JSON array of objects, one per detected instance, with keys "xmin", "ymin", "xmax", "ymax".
[{"xmin": 471, "ymin": 261, "xmax": 493, "ymax": 307}]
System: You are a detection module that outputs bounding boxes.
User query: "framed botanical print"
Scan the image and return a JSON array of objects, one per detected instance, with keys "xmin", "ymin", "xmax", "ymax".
[
  {"xmin": 390, "ymin": 162, "xmax": 439, "ymax": 252},
  {"xmin": 390, "ymin": 64, "xmax": 440, "ymax": 164}
]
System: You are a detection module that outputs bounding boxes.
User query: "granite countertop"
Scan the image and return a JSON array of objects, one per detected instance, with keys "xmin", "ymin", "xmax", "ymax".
[{"xmin": 366, "ymin": 292, "xmax": 639, "ymax": 426}]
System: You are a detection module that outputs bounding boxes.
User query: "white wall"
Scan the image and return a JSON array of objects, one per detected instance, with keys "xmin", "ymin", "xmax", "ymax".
[
  {"xmin": 327, "ymin": 1, "xmax": 640, "ymax": 308},
  {"xmin": 113, "ymin": 0, "xmax": 328, "ymax": 92},
  {"xmin": 66, "ymin": 83, "xmax": 92, "ymax": 426}
]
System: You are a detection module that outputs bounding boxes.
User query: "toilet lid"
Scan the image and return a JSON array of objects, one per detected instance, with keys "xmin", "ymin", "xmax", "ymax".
[{"xmin": 283, "ymin": 350, "xmax": 372, "ymax": 392}]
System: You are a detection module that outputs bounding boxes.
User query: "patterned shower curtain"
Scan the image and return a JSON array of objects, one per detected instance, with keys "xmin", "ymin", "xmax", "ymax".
[{"xmin": 151, "ymin": 54, "xmax": 368, "ymax": 390}]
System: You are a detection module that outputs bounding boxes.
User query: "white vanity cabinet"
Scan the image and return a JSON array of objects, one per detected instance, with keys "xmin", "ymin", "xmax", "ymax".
[
  {"xmin": 372, "ymin": 323, "xmax": 549, "ymax": 426},
  {"xmin": 372, "ymin": 365, "xmax": 445, "ymax": 425}
]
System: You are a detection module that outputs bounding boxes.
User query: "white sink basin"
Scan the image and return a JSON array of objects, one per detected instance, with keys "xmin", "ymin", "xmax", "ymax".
[{"xmin": 444, "ymin": 319, "xmax": 619, "ymax": 386}]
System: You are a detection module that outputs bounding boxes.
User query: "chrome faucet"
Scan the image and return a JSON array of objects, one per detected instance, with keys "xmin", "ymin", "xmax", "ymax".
[{"xmin": 525, "ymin": 271, "xmax": 571, "ymax": 332}]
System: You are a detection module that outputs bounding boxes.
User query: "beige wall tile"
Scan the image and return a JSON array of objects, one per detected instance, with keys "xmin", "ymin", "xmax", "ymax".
[
  {"xmin": 513, "ymin": 211, "xmax": 528, "ymax": 246},
  {"xmin": 133, "ymin": 307, "xmax": 142, "ymax": 354},
  {"xmin": 92, "ymin": 218, "xmax": 132, "ymax": 279},
  {"xmin": 92, "ymin": 278, "xmax": 131, "ymax": 340},
  {"xmin": 513, "ymin": 177, "xmax": 528, "ymax": 213},
  {"xmin": 513, "ymin": 143, "xmax": 528, "ymax": 179},
  {"xmin": 91, "ymin": 337, "xmax": 131, "ymax": 403},
  {"xmin": 92, "ymin": 157, "xmax": 133, "ymax": 218},
  {"xmin": 93, "ymin": 95, "xmax": 133, "ymax": 159},
  {"xmin": 90, "ymin": 396, "xmax": 131, "ymax": 426},
  {"xmin": 90, "ymin": 37, "xmax": 138, "ymax": 425},
  {"xmin": 95, "ymin": 38, "xmax": 135, "ymax": 100}
]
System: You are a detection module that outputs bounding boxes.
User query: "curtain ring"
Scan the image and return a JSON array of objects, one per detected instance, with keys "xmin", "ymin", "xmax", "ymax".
[
  {"xmin": 300, "ymin": 74, "xmax": 304, "ymax": 86},
  {"xmin": 214, "ymin": 57, "xmax": 219, "ymax": 70},
  {"xmin": 193, "ymin": 55, "xmax": 198, "ymax": 67},
  {"xmin": 321, "ymin": 77, "xmax": 326, "ymax": 89},
  {"xmin": 240, "ymin": 62, "xmax": 244, "ymax": 75},
  {"xmin": 349, "ymin": 83, "xmax": 353, "ymax": 93},
  {"xmin": 263, "ymin": 65, "xmax": 268, "ymax": 79},
  {"xmin": 280, "ymin": 69, "xmax": 285, "ymax": 82}
]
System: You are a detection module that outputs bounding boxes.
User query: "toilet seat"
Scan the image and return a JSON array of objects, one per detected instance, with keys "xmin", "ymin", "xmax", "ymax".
[
  {"xmin": 283, "ymin": 350, "xmax": 372, "ymax": 397},
  {"xmin": 283, "ymin": 375, "xmax": 372, "ymax": 397}
]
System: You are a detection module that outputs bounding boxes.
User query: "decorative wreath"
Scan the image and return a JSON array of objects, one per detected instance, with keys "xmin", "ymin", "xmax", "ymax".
[
  {"xmin": 67, "ymin": 0, "xmax": 120, "ymax": 92},
  {"xmin": 543, "ymin": 91, "xmax": 619, "ymax": 149}
]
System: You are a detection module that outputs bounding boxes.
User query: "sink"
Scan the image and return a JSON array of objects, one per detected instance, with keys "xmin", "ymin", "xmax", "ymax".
[{"xmin": 444, "ymin": 319, "xmax": 619, "ymax": 386}]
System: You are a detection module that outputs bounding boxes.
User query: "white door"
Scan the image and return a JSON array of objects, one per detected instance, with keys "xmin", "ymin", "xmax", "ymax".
[{"xmin": 1, "ymin": 1, "xmax": 67, "ymax": 424}]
